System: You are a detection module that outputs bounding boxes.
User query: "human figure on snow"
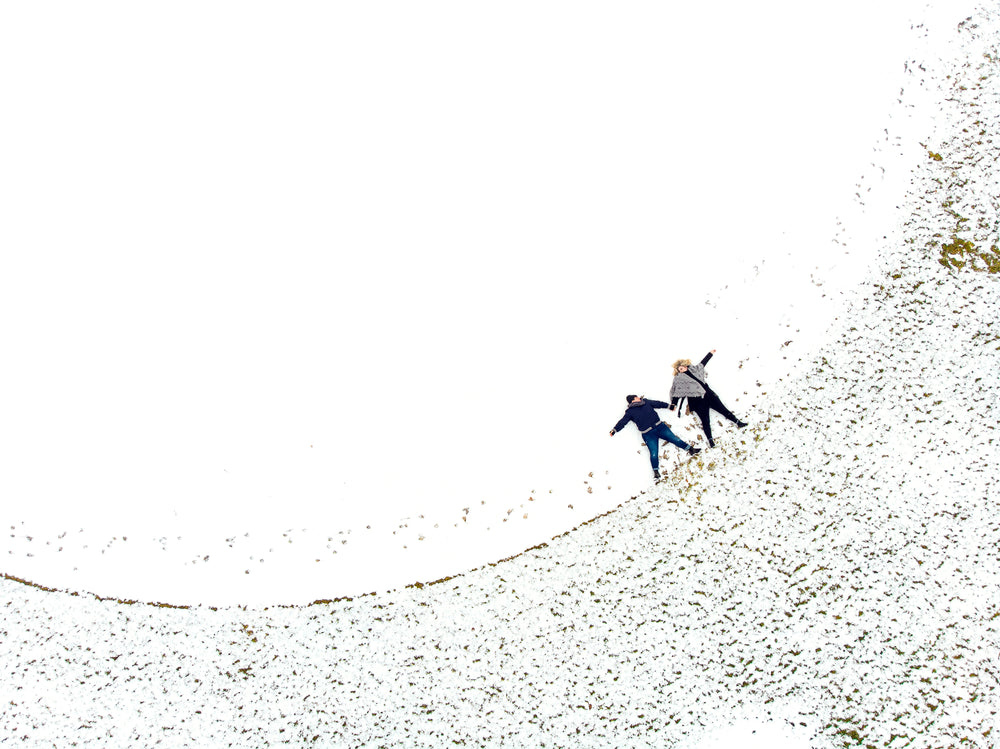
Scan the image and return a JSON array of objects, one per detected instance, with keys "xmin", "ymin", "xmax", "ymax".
[
  {"xmin": 610, "ymin": 395, "xmax": 700, "ymax": 480},
  {"xmin": 669, "ymin": 349, "xmax": 747, "ymax": 448}
]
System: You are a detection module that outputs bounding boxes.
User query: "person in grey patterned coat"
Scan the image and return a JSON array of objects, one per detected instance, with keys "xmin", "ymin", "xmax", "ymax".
[{"xmin": 669, "ymin": 349, "xmax": 747, "ymax": 448}]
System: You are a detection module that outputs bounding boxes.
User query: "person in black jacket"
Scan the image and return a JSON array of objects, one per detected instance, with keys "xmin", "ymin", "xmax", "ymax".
[
  {"xmin": 610, "ymin": 395, "xmax": 700, "ymax": 479},
  {"xmin": 669, "ymin": 349, "xmax": 747, "ymax": 448}
]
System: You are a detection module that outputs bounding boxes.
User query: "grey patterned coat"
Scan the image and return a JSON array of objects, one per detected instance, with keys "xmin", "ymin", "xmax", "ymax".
[{"xmin": 669, "ymin": 352, "xmax": 714, "ymax": 402}]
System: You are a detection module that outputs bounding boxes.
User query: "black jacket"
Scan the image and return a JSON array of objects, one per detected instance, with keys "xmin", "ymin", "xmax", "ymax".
[{"xmin": 612, "ymin": 398, "xmax": 672, "ymax": 435}]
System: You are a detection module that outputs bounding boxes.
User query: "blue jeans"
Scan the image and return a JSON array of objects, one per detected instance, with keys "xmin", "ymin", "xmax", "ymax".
[{"xmin": 642, "ymin": 423, "xmax": 689, "ymax": 470}]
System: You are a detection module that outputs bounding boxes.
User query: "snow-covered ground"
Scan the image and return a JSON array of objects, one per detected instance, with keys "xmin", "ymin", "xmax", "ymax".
[
  {"xmin": 0, "ymin": 0, "xmax": 980, "ymax": 606},
  {"xmin": 3, "ymin": 2, "xmax": 1000, "ymax": 747}
]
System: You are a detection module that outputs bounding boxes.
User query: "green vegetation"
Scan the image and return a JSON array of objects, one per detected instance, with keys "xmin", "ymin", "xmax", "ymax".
[{"xmin": 939, "ymin": 234, "xmax": 1000, "ymax": 273}]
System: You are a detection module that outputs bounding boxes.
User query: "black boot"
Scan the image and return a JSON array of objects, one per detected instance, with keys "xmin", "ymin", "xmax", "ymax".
[
  {"xmin": 653, "ymin": 469, "xmax": 661, "ymax": 480},
  {"xmin": 686, "ymin": 446, "xmax": 701, "ymax": 456},
  {"xmin": 736, "ymin": 420, "xmax": 748, "ymax": 429}
]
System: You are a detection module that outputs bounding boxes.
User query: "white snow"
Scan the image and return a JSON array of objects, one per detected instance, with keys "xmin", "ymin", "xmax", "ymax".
[
  {"xmin": 2, "ymin": 1, "xmax": 999, "ymax": 747},
  {"xmin": 0, "ymin": 0, "xmax": 969, "ymax": 606}
]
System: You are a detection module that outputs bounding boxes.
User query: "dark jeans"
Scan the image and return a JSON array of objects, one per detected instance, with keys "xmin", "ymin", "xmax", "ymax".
[
  {"xmin": 689, "ymin": 390, "xmax": 740, "ymax": 445},
  {"xmin": 642, "ymin": 423, "xmax": 690, "ymax": 470}
]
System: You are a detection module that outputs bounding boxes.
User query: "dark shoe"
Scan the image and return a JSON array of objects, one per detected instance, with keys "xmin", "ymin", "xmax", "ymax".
[
  {"xmin": 653, "ymin": 469, "xmax": 661, "ymax": 480},
  {"xmin": 736, "ymin": 421, "xmax": 748, "ymax": 429},
  {"xmin": 686, "ymin": 446, "xmax": 701, "ymax": 456},
  {"xmin": 707, "ymin": 438, "xmax": 715, "ymax": 448}
]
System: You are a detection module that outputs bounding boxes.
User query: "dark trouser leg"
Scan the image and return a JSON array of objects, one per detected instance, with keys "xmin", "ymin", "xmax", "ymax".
[
  {"xmin": 643, "ymin": 424, "xmax": 690, "ymax": 474},
  {"xmin": 704, "ymin": 389, "xmax": 740, "ymax": 423},
  {"xmin": 642, "ymin": 433, "xmax": 660, "ymax": 471},
  {"xmin": 689, "ymin": 397, "xmax": 714, "ymax": 446},
  {"xmin": 651, "ymin": 423, "xmax": 689, "ymax": 450}
]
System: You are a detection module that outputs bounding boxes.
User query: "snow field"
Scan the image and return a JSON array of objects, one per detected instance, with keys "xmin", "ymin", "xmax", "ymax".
[
  {"xmin": 3, "ymin": 4, "xmax": 1000, "ymax": 748},
  {"xmin": 0, "ymin": 0, "xmax": 961, "ymax": 607}
]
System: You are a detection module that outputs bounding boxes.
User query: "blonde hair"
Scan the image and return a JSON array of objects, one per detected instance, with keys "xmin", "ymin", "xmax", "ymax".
[{"xmin": 672, "ymin": 359, "xmax": 692, "ymax": 376}]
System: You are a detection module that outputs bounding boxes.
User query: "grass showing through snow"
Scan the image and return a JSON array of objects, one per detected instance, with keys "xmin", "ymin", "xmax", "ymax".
[{"xmin": 2, "ymin": 6, "xmax": 1000, "ymax": 749}]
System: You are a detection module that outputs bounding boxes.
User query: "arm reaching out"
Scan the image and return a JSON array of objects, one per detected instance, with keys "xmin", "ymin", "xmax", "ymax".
[{"xmin": 610, "ymin": 413, "xmax": 631, "ymax": 435}]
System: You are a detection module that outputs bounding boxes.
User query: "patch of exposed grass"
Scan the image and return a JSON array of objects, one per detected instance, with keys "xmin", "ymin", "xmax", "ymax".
[{"xmin": 939, "ymin": 234, "xmax": 1000, "ymax": 273}]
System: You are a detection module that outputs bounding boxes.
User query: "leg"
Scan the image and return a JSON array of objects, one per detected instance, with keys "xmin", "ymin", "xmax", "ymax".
[
  {"xmin": 704, "ymin": 389, "xmax": 740, "ymax": 424},
  {"xmin": 642, "ymin": 433, "xmax": 660, "ymax": 472},
  {"xmin": 689, "ymin": 397, "xmax": 714, "ymax": 447},
  {"xmin": 651, "ymin": 423, "xmax": 689, "ymax": 451}
]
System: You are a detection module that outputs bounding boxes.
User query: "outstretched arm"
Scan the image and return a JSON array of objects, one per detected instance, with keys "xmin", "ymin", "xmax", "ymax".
[
  {"xmin": 610, "ymin": 414, "xmax": 631, "ymax": 435},
  {"xmin": 701, "ymin": 349, "xmax": 717, "ymax": 366},
  {"xmin": 645, "ymin": 399, "xmax": 672, "ymax": 410}
]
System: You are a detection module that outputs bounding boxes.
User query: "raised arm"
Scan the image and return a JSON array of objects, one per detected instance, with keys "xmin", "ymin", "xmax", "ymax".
[{"xmin": 701, "ymin": 349, "xmax": 716, "ymax": 366}]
